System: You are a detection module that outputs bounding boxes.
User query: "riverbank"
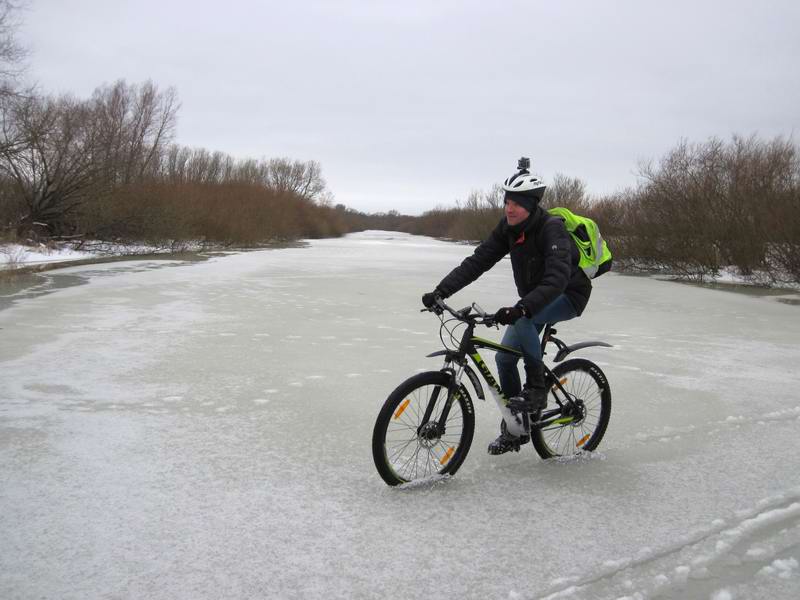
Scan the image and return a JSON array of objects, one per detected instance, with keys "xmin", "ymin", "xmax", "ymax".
[
  {"xmin": 3, "ymin": 234, "xmax": 800, "ymax": 302},
  {"xmin": 0, "ymin": 239, "xmax": 307, "ymax": 279}
]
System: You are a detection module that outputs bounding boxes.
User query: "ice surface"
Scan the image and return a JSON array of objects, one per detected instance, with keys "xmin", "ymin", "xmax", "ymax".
[{"xmin": 1, "ymin": 230, "xmax": 800, "ymax": 599}]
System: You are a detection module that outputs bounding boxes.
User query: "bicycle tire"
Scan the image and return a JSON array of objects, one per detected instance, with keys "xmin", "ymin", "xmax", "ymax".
[
  {"xmin": 372, "ymin": 371, "xmax": 475, "ymax": 486},
  {"xmin": 530, "ymin": 358, "xmax": 611, "ymax": 459}
]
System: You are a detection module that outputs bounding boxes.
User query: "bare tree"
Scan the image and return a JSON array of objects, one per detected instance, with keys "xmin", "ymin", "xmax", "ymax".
[
  {"xmin": 263, "ymin": 157, "xmax": 327, "ymax": 202},
  {"xmin": 92, "ymin": 80, "xmax": 179, "ymax": 184},
  {"xmin": 541, "ymin": 173, "xmax": 589, "ymax": 212},
  {"xmin": 482, "ymin": 183, "xmax": 504, "ymax": 210},
  {"xmin": 620, "ymin": 135, "xmax": 800, "ymax": 281},
  {"xmin": 0, "ymin": 93, "xmax": 102, "ymax": 237},
  {"xmin": 230, "ymin": 157, "xmax": 267, "ymax": 186},
  {"xmin": 0, "ymin": 80, "xmax": 179, "ymax": 238},
  {"xmin": 161, "ymin": 144, "xmax": 192, "ymax": 183},
  {"xmin": 0, "ymin": 0, "xmax": 26, "ymax": 96}
]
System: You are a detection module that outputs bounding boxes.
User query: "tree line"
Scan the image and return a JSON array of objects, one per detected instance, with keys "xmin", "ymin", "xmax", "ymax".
[
  {"xmin": 2, "ymin": 79, "xmax": 796, "ymax": 285},
  {"xmin": 1, "ymin": 4, "xmax": 797, "ymax": 284},
  {"xmin": 388, "ymin": 136, "xmax": 800, "ymax": 286},
  {"xmin": 0, "ymin": 79, "xmax": 364, "ymax": 247}
]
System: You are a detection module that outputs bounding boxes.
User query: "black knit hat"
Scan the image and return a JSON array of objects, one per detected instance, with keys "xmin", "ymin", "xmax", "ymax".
[{"xmin": 504, "ymin": 191, "xmax": 538, "ymax": 213}]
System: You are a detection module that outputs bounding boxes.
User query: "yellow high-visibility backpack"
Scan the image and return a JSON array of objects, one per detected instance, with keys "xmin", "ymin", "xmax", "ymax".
[{"xmin": 548, "ymin": 207, "xmax": 613, "ymax": 278}]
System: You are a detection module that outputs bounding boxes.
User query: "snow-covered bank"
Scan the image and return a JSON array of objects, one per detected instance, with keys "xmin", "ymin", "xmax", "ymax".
[
  {"xmin": 0, "ymin": 242, "xmax": 96, "ymax": 268},
  {"xmin": 1, "ymin": 230, "xmax": 799, "ymax": 599},
  {"xmin": 616, "ymin": 259, "xmax": 800, "ymax": 292},
  {"xmin": 0, "ymin": 240, "xmax": 238, "ymax": 271},
  {"xmin": 0, "ymin": 239, "xmax": 304, "ymax": 273},
  {"xmin": 4, "ymin": 237, "xmax": 799, "ymax": 296}
]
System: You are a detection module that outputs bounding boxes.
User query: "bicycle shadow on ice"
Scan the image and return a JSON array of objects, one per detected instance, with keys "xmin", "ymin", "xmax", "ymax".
[
  {"xmin": 394, "ymin": 473, "xmax": 453, "ymax": 492},
  {"xmin": 384, "ymin": 448, "xmax": 645, "ymax": 499},
  {"xmin": 477, "ymin": 448, "xmax": 648, "ymax": 495}
]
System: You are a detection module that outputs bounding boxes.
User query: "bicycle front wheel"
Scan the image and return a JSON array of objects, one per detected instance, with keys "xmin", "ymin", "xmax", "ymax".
[
  {"xmin": 372, "ymin": 371, "xmax": 475, "ymax": 486},
  {"xmin": 530, "ymin": 358, "xmax": 611, "ymax": 459}
]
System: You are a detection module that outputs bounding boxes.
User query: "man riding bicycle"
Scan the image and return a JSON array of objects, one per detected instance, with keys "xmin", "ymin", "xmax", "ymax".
[{"xmin": 422, "ymin": 158, "xmax": 592, "ymax": 455}]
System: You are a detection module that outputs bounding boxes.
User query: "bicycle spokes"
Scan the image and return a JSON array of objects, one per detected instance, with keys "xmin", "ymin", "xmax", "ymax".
[
  {"xmin": 376, "ymin": 380, "xmax": 472, "ymax": 484},
  {"xmin": 530, "ymin": 359, "xmax": 611, "ymax": 459}
]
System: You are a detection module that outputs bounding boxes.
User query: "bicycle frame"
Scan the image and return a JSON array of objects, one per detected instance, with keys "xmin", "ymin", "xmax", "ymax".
[
  {"xmin": 373, "ymin": 300, "xmax": 614, "ymax": 485},
  {"xmin": 425, "ymin": 317, "xmax": 600, "ymax": 434}
]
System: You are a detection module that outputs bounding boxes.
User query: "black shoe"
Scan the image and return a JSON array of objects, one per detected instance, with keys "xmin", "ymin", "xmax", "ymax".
[
  {"xmin": 487, "ymin": 429, "xmax": 530, "ymax": 455},
  {"xmin": 507, "ymin": 386, "xmax": 547, "ymax": 414}
]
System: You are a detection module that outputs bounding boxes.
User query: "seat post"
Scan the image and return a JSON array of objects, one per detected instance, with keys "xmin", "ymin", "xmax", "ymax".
[{"xmin": 540, "ymin": 323, "xmax": 553, "ymax": 355}]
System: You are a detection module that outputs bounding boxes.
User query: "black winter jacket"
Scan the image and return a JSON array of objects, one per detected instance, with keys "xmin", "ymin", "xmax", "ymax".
[{"xmin": 436, "ymin": 207, "xmax": 592, "ymax": 317}]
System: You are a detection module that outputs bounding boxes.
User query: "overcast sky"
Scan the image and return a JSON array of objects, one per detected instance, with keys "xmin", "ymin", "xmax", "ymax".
[{"xmin": 20, "ymin": 0, "xmax": 800, "ymax": 214}]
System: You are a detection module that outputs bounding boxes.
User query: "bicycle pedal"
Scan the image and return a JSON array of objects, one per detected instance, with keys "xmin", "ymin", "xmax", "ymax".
[{"xmin": 487, "ymin": 436, "xmax": 528, "ymax": 455}]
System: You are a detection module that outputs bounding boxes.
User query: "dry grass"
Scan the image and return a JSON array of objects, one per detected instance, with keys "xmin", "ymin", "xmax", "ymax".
[{"xmin": 71, "ymin": 181, "xmax": 354, "ymax": 246}]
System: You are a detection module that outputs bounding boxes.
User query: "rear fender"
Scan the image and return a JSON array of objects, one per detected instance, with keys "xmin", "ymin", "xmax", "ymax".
[{"xmin": 554, "ymin": 341, "xmax": 613, "ymax": 362}]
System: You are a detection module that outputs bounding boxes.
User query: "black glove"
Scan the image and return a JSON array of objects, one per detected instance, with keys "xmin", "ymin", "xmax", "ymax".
[
  {"xmin": 494, "ymin": 306, "xmax": 523, "ymax": 325},
  {"xmin": 422, "ymin": 289, "xmax": 443, "ymax": 309}
]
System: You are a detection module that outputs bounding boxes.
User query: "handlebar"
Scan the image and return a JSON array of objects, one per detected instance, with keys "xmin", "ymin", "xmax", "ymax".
[{"xmin": 421, "ymin": 297, "xmax": 497, "ymax": 328}]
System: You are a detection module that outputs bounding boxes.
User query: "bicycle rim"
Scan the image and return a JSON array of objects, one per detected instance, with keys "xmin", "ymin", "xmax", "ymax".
[
  {"xmin": 531, "ymin": 358, "xmax": 611, "ymax": 459},
  {"xmin": 373, "ymin": 372, "xmax": 474, "ymax": 486}
]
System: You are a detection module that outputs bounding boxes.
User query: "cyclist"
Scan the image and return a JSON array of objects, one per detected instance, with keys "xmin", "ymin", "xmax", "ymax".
[{"xmin": 422, "ymin": 159, "xmax": 592, "ymax": 455}]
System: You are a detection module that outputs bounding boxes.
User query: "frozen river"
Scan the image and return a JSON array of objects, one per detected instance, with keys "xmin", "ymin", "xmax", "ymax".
[{"xmin": 2, "ymin": 230, "xmax": 799, "ymax": 599}]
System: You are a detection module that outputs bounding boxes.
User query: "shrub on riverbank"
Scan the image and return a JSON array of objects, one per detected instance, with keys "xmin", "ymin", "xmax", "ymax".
[
  {"xmin": 377, "ymin": 136, "xmax": 800, "ymax": 286},
  {"xmin": 605, "ymin": 135, "xmax": 800, "ymax": 285},
  {"xmin": 1, "ymin": 81, "xmax": 796, "ymax": 287},
  {"xmin": 0, "ymin": 80, "xmax": 359, "ymax": 246},
  {"xmin": 74, "ymin": 181, "xmax": 352, "ymax": 247}
]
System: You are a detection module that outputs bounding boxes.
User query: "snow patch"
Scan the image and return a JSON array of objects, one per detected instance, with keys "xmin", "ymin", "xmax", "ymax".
[
  {"xmin": 757, "ymin": 557, "xmax": 798, "ymax": 579},
  {"xmin": 1, "ymin": 243, "xmax": 93, "ymax": 268}
]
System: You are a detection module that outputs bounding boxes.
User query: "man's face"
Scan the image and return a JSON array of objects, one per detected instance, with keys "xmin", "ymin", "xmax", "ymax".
[{"xmin": 504, "ymin": 198, "xmax": 530, "ymax": 226}]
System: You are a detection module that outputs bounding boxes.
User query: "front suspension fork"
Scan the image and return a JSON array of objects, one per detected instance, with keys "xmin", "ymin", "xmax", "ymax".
[{"xmin": 416, "ymin": 368, "xmax": 461, "ymax": 436}]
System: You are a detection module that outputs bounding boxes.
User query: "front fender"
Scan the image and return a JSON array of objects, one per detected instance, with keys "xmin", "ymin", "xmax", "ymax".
[
  {"xmin": 463, "ymin": 365, "xmax": 485, "ymax": 400},
  {"xmin": 426, "ymin": 351, "xmax": 485, "ymax": 402}
]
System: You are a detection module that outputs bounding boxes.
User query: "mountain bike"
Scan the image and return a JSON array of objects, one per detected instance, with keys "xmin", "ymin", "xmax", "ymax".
[{"xmin": 371, "ymin": 297, "xmax": 613, "ymax": 486}]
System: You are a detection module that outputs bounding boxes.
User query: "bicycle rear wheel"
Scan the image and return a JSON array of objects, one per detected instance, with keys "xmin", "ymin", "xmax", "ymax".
[
  {"xmin": 372, "ymin": 371, "xmax": 475, "ymax": 486},
  {"xmin": 530, "ymin": 358, "xmax": 611, "ymax": 459}
]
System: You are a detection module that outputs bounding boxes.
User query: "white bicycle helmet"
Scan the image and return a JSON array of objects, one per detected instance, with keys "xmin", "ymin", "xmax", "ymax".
[{"xmin": 503, "ymin": 171, "xmax": 547, "ymax": 201}]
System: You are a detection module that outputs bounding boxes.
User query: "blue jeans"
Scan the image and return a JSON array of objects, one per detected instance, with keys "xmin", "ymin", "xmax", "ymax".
[{"xmin": 495, "ymin": 294, "xmax": 578, "ymax": 398}]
